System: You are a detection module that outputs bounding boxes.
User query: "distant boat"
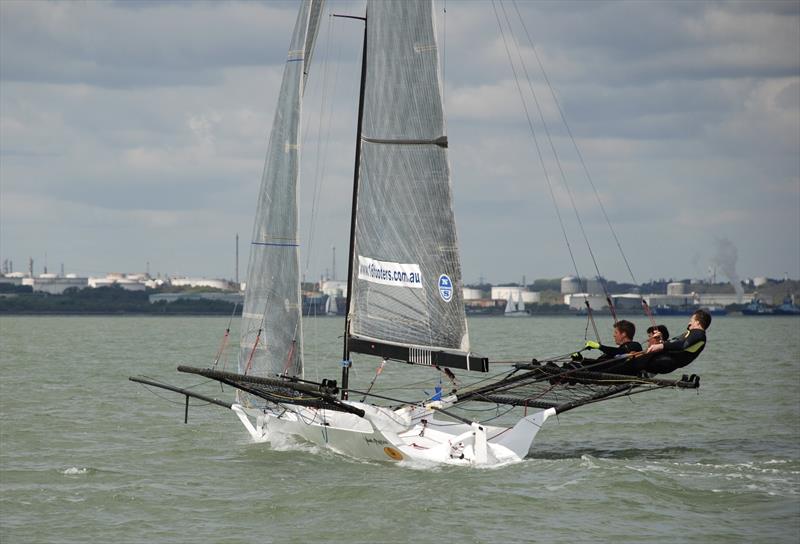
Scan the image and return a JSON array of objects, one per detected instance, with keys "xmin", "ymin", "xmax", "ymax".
[
  {"xmin": 742, "ymin": 299, "xmax": 774, "ymax": 315},
  {"xmin": 504, "ymin": 292, "xmax": 528, "ymax": 317},
  {"xmin": 324, "ymin": 294, "xmax": 338, "ymax": 316},
  {"xmin": 653, "ymin": 305, "xmax": 727, "ymax": 316},
  {"xmin": 775, "ymin": 298, "xmax": 800, "ymax": 315},
  {"xmin": 302, "ymin": 294, "xmax": 326, "ymax": 316},
  {"xmin": 743, "ymin": 297, "xmax": 800, "ymax": 316}
]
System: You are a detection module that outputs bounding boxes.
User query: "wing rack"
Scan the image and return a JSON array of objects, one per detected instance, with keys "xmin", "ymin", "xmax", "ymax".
[
  {"xmin": 454, "ymin": 361, "xmax": 699, "ymax": 415},
  {"xmin": 177, "ymin": 366, "xmax": 366, "ymax": 417}
]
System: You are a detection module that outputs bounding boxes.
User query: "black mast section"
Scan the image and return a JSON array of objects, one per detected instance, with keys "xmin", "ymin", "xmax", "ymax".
[{"xmin": 337, "ymin": 12, "xmax": 368, "ymax": 400}]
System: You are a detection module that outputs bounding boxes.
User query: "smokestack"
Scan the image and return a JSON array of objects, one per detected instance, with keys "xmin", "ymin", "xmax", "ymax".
[
  {"xmin": 711, "ymin": 237, "xmax": 744, "ymax": 303},
  {"xmin": 28, "ymin": 257, "xmax": 33, "ymax": 278},
  {"xmin": 235, "ymin": 233, "xmax": 239, "ymax": 284},
  {"xmin": 332, "ymin": 246, "xmax": 336, "ymax": 281}
]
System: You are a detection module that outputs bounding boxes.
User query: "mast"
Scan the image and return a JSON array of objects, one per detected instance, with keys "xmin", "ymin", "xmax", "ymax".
[{"xmin": 338, "ymin": 12, "xmax": 368, "ymax": 400}]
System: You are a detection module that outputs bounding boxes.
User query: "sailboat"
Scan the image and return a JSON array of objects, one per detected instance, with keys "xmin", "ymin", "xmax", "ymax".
[
  {"xmin": 131, "ymin": 0, "xmax": 700, "ymax": 466},
  {"xmin": 324, "ymin": 294, "xmax": 339, "ymax": 316},
  {"xmin": 504, "ymin": 291, "xmax": 528, "ymax": 317}
]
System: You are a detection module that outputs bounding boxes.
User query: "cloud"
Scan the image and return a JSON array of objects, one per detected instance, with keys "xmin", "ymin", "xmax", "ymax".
[
  {"xmin": 0, "ymin": 1, "xmax": 300, "ymax": 87},
  {"xmin": 0, "ymin": 0, "xmax": 798, "ymax": 284}
]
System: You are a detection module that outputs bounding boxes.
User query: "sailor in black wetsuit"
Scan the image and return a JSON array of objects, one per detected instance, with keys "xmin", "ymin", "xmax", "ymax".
[
  {"xmin": 645, "ymin": 324, "xmax": 670, "ymax": 349},
  {"xmin": 625, "ymin": 309, "xmax": 711, "ymax": 375},
  {"xmin": 582, "ymin": 320, "xmax": 642, "ymax": 372}
]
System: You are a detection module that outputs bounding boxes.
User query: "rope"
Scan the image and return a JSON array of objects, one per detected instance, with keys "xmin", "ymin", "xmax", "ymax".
[
  {"xmin": 490, "ymin": 0, "xmax": 585, "ymax": 293},
  {"xmin": 585, "ymin": 299, "xmax": 601, "ymax": 342},
  {"xmin": 212, "ymin": 302, "xmax": 238, "ymax": 372},
  {"xmin": 498, "ymin": 1, "xmax": 617, "ymax": 323},
  {"xmin": 281, "ymin": 339, "xmax": 297, "ymax": 376},
  {"xmin": 304, "ymin": 11, "xmax": 341, "ymax": 278},
  {"xmin": 243, "ymin": 329, "xmax": 261, "ymax": 376},
  {"xmin": 360, "ymin": 359, "xmax": 386, "ymax": 402},
  {"xmin": 511, "ymin": 0, "xmax": 655, "ymax": 323}
]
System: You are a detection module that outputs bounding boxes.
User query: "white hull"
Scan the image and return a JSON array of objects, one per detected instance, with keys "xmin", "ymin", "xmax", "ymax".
[{"xmin": 231, "ymin": 398, "xmax": 554, "ymax": 466}]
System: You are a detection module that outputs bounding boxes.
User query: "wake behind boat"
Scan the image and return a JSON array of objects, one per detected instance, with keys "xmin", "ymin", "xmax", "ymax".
[{"xmin": 131, "ymin": 0, "xmax": 701, "ymax": 466}]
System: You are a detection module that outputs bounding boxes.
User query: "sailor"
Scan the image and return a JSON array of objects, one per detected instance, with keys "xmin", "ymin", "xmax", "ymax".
[
  {"xmin": 579, "ymin": 320, "xmax": 642, "ymax": 373},
  {"xmin": 626, "ymin": 309, "xmax": 711, "ymax": 375},
  {"xmin": 645, "ymin": 324, "xmax": 670, "ymax": 348},
  {"xmin": 584, "ymin": 319, "xmax": 642, "ymax": 359}
]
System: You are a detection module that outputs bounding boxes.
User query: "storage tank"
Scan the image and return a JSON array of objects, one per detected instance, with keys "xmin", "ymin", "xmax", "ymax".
[
  {"xmin": 561, "ymin": 276, "xmax": 581, "ymax": 294},
  {"xmin": 521, "ymin": 291, "xmax": 540, "ymax": 304},
  {"xmin": 586, "ymin": 277, "xmax": 603, "ymax": 295},
  {"xmin": 667, "ymin": 281, "xmax": 687, "ymax": 295},
  {"xmin": 462, "ymin": 287, "xmax": 484, "ymax": 301},
  {"xmin": 491, "ymin": 286, "xmax": 521, "ymax": 301}
]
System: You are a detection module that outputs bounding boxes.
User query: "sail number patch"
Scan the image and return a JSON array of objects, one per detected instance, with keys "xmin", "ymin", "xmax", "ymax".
[
  {"xmin": 438, "ymin": 274, "xmax": 453, "ymax": 302},
  {"xmin": 357, "ymin": 256, "xmax": 422, "ymax": 289}
]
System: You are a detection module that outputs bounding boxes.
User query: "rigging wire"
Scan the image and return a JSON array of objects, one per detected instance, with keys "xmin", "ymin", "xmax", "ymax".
[
  {"xmin": 498, "ymin": 1, "xmax": 617, "ymax": 324},
  {"xmin": 490, "ymin": 0, "xmax": 599, "ymax": 341},
  {"xmin": 135, "ymin": 382, "xmax": 216, "ymax": 408},
  {"xmin": 510, "ymin": 0, "xmax": 653, "ymax": 326},
  {"xmin": 304, "ymin": 11, "xmax": 342, "ymax": 279},
  {"xmin": 298, "ymin": 11, "xmax": 344, "ymax": 384}
]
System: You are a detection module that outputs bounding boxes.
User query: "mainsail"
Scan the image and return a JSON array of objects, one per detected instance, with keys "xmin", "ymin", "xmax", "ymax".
[
  {"xmin": 239, "ymin": 0, "xmax": 325, "ymax": 382},
  {"xmin": 347, "ymin": 0, "xmax": 477, "ymax": 370}
]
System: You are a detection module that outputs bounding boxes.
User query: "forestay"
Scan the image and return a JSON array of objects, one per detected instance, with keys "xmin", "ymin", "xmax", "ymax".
[
  {"xmin": 239, "ymin": 0, "xmax": 325, "ymax": 384},
  {"xmin": 349, "ymin": 0, "xmax": 471, "ymax": 360}
]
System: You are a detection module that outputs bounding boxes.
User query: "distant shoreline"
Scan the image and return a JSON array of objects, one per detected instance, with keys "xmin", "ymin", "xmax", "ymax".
[{"xmin": 2, "ymin": 310, "xmax": 779, "ymax": 318}]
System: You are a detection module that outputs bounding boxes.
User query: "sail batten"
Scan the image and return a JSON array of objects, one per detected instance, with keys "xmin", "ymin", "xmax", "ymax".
[
  {"xmin": 348, "ymin": 0, "xmax": 471, "ymax": 360},
  {"xmin": 361, "ymin": 135, "xmax": 448, "ymax": 147}
]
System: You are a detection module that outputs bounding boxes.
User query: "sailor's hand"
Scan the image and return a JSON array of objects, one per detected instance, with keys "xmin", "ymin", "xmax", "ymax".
[
  {"xmin": 585, "ymin": 341, "xmax": 600, "ymax": 350},
  {"xmin": 647, "ymin": 343, "xmax": 663, "ymax": 353}
]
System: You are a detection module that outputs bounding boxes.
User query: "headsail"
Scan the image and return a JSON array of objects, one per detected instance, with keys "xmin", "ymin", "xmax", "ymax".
[
  {"xmin": 347, "ymin": 0, "xmax": 480, "ymax": 371},
  {"xmin": 239, "ymin": 0, "xmax": 325, "ymax": 382}
]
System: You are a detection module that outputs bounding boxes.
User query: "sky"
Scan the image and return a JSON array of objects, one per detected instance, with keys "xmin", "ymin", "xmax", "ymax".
[{"xmin": 1, "ymin": 0, "xmax": 798, "ymax": 286}]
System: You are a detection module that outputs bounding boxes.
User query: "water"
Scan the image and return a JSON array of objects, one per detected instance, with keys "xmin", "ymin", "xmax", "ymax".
[{"xmin": 1, "ymin": 315, "xmax": 798, "ymax": 543}]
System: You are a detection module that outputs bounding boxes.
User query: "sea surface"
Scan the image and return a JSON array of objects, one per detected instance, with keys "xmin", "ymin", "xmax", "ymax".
[{"xmin": 1, "ymin": 315, "xmax": 798, "ymax": 543}]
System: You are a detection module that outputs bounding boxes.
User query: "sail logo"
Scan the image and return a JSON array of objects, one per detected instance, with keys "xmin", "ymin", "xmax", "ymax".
[
  {"xmin": 438, "ymin": 274, "xmax": 453, "ymax": 302},
  {"xmin": 357, "ymin": 256, "xmax": 422, "ymax": 289}
]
